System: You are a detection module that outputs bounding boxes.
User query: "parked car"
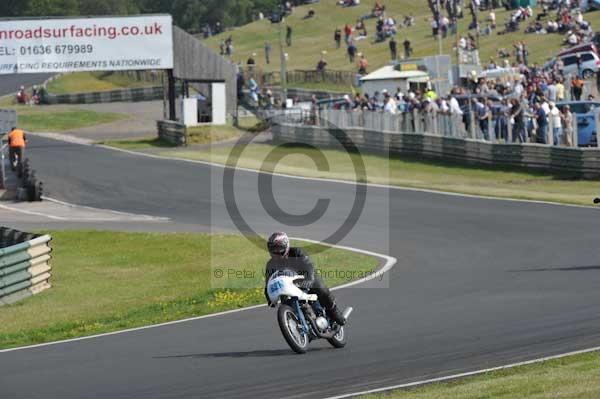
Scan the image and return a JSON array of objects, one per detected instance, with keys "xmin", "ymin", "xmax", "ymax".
[
  {"xmin": 557, "ymin": 42, "xmax": 599, "ymax": 58},
  {"xmin": 544, "ymin": 51, "xmax": 600, "ymax": 79},
  {"xmin": 316, "ymin": 97, "xmax": 350, "ymax": 110},
  {"xmin": 556, "ymin": 100, "xmax": 600, "ymax": 146}
]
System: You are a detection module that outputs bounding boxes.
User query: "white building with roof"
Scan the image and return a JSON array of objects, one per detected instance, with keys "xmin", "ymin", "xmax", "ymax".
[{"xmin": 360, "ymin": 65, "xmax": 429, "ymax": 96}]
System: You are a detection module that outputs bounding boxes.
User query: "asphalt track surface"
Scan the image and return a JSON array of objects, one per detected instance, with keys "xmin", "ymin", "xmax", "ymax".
[
  {"xmin": 2, "ymin": 135, "xmax": 600, "ymax": 398},
  {"xmin": 0, "ymin": 73, "xmax": 53, "ymax": 97}
]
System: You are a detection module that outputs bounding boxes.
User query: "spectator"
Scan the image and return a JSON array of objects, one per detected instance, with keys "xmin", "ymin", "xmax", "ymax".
[
  {"xmin": 8, "ymin": 126, "xmax": 26, "ymax": 172},
  {"xmin": 316, "ymin": 54, "xmax": 328, "ymax": 71},
  {"xmin": 264, "ymin": 42, "xmax": 272, "ymax": 64},
  {"xmin": 571, "ymin": 75, "xmax": 584, "ymax": 100},
  {"xmin": 389, "ymin": 36, "xmax": 397, "ymax": 61},
  {"xmin": 513, "ymin": 98, "xmax": 527, "ymax": 143},
  {"xmin": 225, "ymin": 36, "xmax": 233, "ymax": 56},
  {"xmin": 449, "ymin": 95, "xmax": 463, "ymax": 115},
  {"xmin": 249, "ymin": 77, "xmax": 259, "ymax": 102},
  {"xmin": 562, "ymin": 105, "xmax": 574, "ymax": 147},
  {"xmin": 431, "ymin": 17, "xmax": 439, "ymax": 37},
  {"xmin": 403, "ymin": 38, "xmax": 412, "ymax": 59},
  {"xmin": 236, "ymin": 71, "xmax": 245, "ymax": 100},
  {"xmin": 358, "ymin": 54, "xmax": 368, "ymax": 75},
  {"xmin": 556, "ymin": 77, "xmax": 565, "ymax": 101},
  {"xmin": 384, "ymin": 91, "xmax": 397, "ymax": 114},
  {"xmin": 334, "ymin": 28, "xmax": 342, "ymax": 49},
  {"xmin": 344, "ymin": 23, "xmax": 353, "ymax": 44},
  {"xmin": 247, "ymin": 53, "xmax": 256, "ymax": 67},
  {"xmin": 347, "ymin": 41, "xmax": 357, "ymax": 62},
  {"xmin": 546, "ymin": 79, "xmax": 557, "ymax": 102},
  {"xmin": 549, "ymin": 101, "xmax": 562, "ymax": 145},
  {"xmin": 286, "ymin": 26, "xmax": 292, "ymax": 47},
  {"xmin": 15, "ymin": 86, "xmax": 27, "ymax": 104},
  {"xmin": 488, "ymin": 9, "xmax": 496, "ymax": 29},
  {"xmin": 303, "ymin": 8, "xmax": 315, "ymax": 19},
  {"xmin": 477, "ymin": 99, "xmax": 491, "ymax": 140}
]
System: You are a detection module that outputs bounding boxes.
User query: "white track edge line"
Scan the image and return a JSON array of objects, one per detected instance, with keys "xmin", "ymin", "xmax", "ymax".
[
  {"xmin": 42, "ymin": 196, "xmax": 171, "ymax": 221},
  {"xmin": 0, "ymin": 238, "xmax": 396, "ymax": 353},
  {"xmin": 0, "ymin": 203, "xmax": 67, "ymax": 220},
  {"xmin": 322, "ymin": 345, "xmax": 600, "ymax": 399},
  {"xmin": 90, "ymin": 142, "xmax": 600, "ymax": 210}
]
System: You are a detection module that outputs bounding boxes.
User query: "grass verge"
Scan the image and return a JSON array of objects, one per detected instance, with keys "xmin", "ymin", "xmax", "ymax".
[
  {"xmin": 362, "ymin": 350, "xmax": 600, "ymax": 398},
  {"xmin": 0, "ymin": 231, "xmax": 378, "ymax": 350},
  {"xmin": 16, "ymin": 107, "xmax": 128, "ymax": 132},
  {"xmin": 47, "ymin": 71, "xmax": 157, "ymax": 94},
  {"xmin": 102, "ymin": 116, "xmax": 265, "ymax": 149},
  {"xmin": 147, "ymin": 143, "xmax": 600, "ymax": 206}
]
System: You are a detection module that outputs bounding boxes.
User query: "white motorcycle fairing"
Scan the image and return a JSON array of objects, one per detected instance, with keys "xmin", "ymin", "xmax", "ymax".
[{"xmin": 266, "ymin": 273, "xmax": 318, "ymax": 304}]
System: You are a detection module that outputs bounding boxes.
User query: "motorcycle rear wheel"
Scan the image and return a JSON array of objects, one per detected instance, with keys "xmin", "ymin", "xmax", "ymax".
[
  {"xmin": 327, "ymin": 326, "xmax": 347, "ymax": 348},
  {"xmin": 278, "ymin": 304, "xmax": 309, "ymax": 354}
]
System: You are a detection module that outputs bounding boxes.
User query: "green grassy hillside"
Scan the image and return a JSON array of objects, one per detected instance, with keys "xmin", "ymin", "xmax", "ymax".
[{"xmin": 203, "ymin": 0, "xmax": 600, "ymax": 74}]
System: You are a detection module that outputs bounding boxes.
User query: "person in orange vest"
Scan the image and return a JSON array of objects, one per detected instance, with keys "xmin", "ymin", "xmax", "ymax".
[{"xmin": 8, "ymin": 126, "xmax": 26, "ymax": 171}]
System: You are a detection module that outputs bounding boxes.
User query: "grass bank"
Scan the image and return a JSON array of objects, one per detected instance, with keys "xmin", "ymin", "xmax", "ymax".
[
  {"xmin": 133, "ymin": 142, "xmax": 599, "ymax": 206},
  {"xmin": 362, "ymin": 350, "xmax": 600, "ymax": 398},
  {"xmin": 204, "ymin": 0, "xmax": 600, "ymax": 74},
  {"xmin": 0, "ymin": 231, "xmax": 378, "ymax": 350},
  {"xmin": 47, "ymin": 71, "xmax": 157, "ymax": 94}
]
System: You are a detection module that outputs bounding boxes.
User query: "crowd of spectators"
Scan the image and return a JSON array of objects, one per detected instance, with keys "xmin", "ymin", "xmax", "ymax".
[{"xmin": 236, "ymin": 0, "xmax": 597, "ymax": 147}]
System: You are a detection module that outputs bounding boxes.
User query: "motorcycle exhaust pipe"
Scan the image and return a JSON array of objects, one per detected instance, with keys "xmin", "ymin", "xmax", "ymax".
[{"xmin": 342, "ymin": 307, "xmax": 353, "ymax": 320}]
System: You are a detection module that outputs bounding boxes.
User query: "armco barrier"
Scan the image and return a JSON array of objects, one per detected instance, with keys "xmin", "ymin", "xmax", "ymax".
[
  {"xmin": 0, "ymin": 227, "xmax": 52, "ymax": 306},
  {"xmin": 45, "ymin": 86, "xmax": 164, "ymax": 105},
  {"xmin": 272, "ymin": 124, "xmax": 600, "ymax": 178},
  {"xmin": 157, "ymin": 120, "xmax": 187, "ymax": 146}
]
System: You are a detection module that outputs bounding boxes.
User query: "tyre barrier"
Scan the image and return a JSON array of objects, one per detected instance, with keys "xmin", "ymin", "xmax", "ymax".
[
  {"xmin": 44, "ymin": 86, "xmax": 165, "ymax": 105},
  {"xmin": 0, "ymin": 227, "xmax": 52, "ymax": 306},
  {"xmin": 157, "ymin": 120, "xmax": 187, "ymax": 146},
  {"xmin": 18, "ymin": 158, "xmax": 43, "ymax": 201}
]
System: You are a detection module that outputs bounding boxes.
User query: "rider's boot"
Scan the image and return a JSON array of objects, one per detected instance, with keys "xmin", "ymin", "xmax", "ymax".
[{"xmin": 327, "ymin": 304, "xmax": 346, "ymax": 326}]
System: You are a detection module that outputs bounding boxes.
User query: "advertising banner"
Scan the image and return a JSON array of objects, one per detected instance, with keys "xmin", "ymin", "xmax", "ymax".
[{"xmin": 0, "ymin": 15, "xmax": 173, "ymax": 74}]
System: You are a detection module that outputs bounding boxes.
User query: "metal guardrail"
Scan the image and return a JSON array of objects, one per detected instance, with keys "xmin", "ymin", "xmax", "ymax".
[{"xmin": 0, "ymin": 228, "xmax": 52, "ymax": 306}]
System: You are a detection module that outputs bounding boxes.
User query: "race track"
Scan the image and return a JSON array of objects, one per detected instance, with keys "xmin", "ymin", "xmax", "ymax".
[{"xmin": 1, "ymin": 135, "xmax": 600, "ymax": 398}]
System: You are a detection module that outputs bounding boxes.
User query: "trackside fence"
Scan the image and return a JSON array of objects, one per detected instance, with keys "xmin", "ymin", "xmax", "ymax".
[
  {"xmin": 306, "ymin": 109, "xmax": 589, "ymax": 147},
  {"xmin": 0, "ymin": 227, "xmax": 52, "ymax": 306},
  {"xmin": 272, "ymin": 121, "xmax": 600, "ymax": 178}
]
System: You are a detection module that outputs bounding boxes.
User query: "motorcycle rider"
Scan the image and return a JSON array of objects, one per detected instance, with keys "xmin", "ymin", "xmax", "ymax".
[
  {"xmin": 264, "ymin": 232, "xmax": 346, "ymax": 325},
  {"xmin": 7, "ymin": 126, "xmax": 27, "ymax": 171}
]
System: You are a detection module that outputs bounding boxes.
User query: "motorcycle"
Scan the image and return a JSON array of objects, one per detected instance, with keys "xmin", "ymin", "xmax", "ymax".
[{"xmin": 267, "ymin": 270, "xmax": 353, "ymax": 354}]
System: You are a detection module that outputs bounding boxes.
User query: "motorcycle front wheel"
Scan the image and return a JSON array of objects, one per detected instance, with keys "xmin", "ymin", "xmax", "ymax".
[{"xmin": 277, "ymin": 304, "xmax": 309, "ymax": 354}]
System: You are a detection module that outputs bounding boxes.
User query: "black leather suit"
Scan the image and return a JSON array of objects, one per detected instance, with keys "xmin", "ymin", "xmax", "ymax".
[{"xmin": 264, "ymin": 247, "xmax": 336, "ymax": 310}]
